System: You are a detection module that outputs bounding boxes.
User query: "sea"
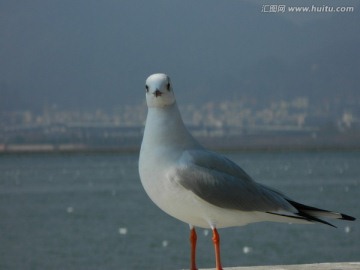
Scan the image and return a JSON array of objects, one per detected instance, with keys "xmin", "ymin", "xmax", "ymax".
[{"xmin": 0, "ymin": 150, "xmax": 359, "ymax": 270}]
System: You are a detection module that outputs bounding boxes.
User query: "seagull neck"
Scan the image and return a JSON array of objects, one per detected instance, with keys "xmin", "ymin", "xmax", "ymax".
[{"xmin": 143, "ymin": 103, "xmax": 197, "ymax": 149}]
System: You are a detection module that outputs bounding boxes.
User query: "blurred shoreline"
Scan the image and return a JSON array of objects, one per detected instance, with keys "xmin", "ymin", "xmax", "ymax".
[{"xmin": 1, "ymin": 133, "xmax": 359, "ymax": 154}]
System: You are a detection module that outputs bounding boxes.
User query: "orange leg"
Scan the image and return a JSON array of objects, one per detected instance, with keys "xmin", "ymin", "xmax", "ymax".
[
  {"xmin": 212, "ymin": 228, "xmax": 223, "ymax": 270},
  {"xmin": 190, "ymin": 227, "xmax": 198, "ymax": 270}
]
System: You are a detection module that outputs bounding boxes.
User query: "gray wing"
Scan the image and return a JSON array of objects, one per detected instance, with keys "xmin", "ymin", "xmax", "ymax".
[{"xmin": 172, "ymin": 150, "xmax": 295, "ymax": 213}]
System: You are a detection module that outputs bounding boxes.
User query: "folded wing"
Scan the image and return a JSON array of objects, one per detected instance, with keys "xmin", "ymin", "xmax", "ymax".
[{"xmin": 172, "ymin": 150, "xmax": 355, "ymax": 226}]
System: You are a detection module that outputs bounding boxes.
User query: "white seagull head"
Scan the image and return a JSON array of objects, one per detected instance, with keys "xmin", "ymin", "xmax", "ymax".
[{"xmin": 145, "ymin": 73, "xmax": 175, "ymax": 108}]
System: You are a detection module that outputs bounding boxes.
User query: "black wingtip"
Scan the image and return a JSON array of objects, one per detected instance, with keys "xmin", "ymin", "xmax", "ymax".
[
  {"xmin": 266, "ymin": 211, "xmax": 337, "ymax": 228},
  {"xmin": 286, "ymin": 199, "xmax": 355, "ymax": 227},
  {"xmin": 340, "ymin": 213, "xmax": 356, "ymax": 221}
]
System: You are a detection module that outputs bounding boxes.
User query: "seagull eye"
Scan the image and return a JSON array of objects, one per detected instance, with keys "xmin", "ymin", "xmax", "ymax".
[
  {"xmin": 145, "ymin": 85, "xmax": 149, "ymax": 93},
  {"xmin": 166, "ymin": 83, "xmax": 171, "ymax": 91}
]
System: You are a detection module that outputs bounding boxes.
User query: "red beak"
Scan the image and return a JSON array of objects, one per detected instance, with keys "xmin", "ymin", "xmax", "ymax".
[{"xmin": 154, "ymin": 90, "xmax": 162, "ymax": 97}]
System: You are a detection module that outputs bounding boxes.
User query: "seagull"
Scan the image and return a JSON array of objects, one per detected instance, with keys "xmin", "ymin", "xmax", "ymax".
[{"xmin": 138, "ymin": 73, "xmax": 355, "ymax": 270}]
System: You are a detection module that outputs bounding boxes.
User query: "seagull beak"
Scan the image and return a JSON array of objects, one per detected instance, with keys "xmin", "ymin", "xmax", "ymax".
[{"xmin": 154, "ymin": 90, "xmax": 162, "ymax": 97}]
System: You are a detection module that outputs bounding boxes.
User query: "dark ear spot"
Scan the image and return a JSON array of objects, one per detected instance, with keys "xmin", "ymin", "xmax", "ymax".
[{"xmin": 145, "ymin": 85, "xmax": 149, "ymax": 92}]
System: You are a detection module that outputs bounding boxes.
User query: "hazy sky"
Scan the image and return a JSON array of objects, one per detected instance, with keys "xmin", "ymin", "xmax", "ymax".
[{"xmin": 1, "ymin": 0, "xmax": 359, "ymax": 111}]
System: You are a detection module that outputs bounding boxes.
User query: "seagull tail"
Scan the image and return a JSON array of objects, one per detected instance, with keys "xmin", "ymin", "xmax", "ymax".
[{"xmin": 287, "ymin": 200, "xmax": 356, "ymax": 228}]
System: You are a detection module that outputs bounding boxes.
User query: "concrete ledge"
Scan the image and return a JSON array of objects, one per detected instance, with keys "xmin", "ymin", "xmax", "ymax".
[{"xmin": 192, "ymin": 262, "xmax": 360, "ymax": 270}]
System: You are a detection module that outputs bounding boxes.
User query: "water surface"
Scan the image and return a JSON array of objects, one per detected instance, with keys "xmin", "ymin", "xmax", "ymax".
[{"xmin": 0, "ymin": 151, "xmax": 359, "ymax": 269}]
